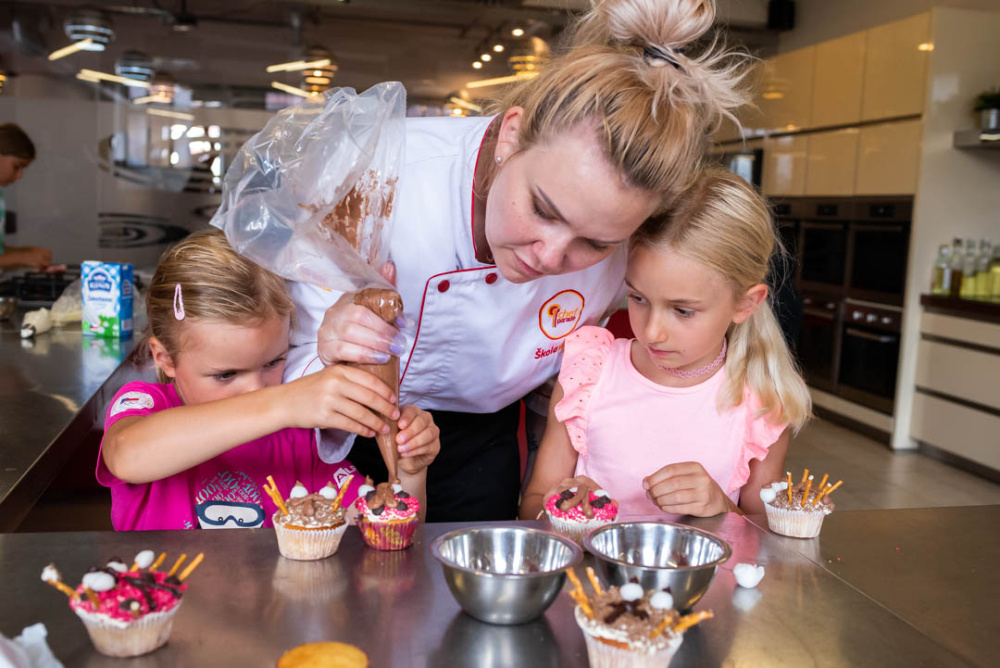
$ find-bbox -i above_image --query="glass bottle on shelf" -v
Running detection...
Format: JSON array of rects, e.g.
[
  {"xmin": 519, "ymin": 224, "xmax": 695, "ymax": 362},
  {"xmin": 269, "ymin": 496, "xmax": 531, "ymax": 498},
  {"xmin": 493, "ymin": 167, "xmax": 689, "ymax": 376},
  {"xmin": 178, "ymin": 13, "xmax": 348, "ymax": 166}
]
[
  {"xmin": 931, "ymin": 244, "xmax": 951, "ymax": 295},
  {"xmin": 948, "ymin": 238, "xmax": 964, "ymax": 298},
  {"xmin": 960, "ymin": 239, "xmax": 978, "ymax": 298},
  {"xmin": 975, "ymin": 239, "xmax": 992, "ymax": 299},
  {"xmin": 990, "ymin": 244, "xmax": 1000, "ymax": 301}
]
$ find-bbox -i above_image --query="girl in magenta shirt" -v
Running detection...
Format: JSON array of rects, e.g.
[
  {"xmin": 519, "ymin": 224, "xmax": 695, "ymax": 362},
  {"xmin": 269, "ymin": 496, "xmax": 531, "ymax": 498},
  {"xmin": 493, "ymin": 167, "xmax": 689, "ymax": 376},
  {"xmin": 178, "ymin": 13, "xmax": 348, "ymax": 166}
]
[
  {"xmin": 521, "ymin": 171, "xmax": 812, "ymax": 519},
  {"xmin": 98, "ymin": 229, "xmax": 439, "ymax": 530}
]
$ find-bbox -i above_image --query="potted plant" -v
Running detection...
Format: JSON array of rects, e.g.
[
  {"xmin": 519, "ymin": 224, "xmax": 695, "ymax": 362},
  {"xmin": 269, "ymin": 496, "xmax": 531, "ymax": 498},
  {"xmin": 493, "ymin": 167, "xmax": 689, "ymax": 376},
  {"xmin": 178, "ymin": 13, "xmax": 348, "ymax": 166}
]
[{"xmin": 974, "ymin": 87, "xmax": 1000, "ymax": 130}]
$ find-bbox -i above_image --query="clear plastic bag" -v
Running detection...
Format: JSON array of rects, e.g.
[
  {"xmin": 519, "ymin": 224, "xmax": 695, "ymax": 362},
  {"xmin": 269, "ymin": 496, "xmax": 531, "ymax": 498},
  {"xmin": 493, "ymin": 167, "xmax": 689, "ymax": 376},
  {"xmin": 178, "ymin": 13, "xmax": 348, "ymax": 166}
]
[
  {"xmin": 50, "ymin": 279, "xmax": 82, "ymax": 326},
  {"xmin": 210, "ymin": 82, "xmax": 406, "ymax": 293}
]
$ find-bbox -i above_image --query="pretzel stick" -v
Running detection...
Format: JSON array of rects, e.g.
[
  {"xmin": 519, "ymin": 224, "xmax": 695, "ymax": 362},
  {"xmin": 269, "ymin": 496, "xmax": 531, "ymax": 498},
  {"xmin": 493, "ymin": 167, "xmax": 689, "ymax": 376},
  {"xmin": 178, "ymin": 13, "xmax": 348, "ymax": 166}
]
[
  {"xmin": 178, "ymin": 553, "xmax": 204, "ymax": 581},
  {"xmin": 786, "ymin": 472, "xmax": 793, "ymax": 504},
  {"xmin": 168, "ymin": 553, "xmax": 187, "ymax": 576},
  {"xmin": 650, "ymin": 616, "xmax": 674, "ymax": 639},
  {"xmin": 816, "ymin": 473, "xmax": 829, "ymax": 495},
  {"xmin": 43, "ymin": 579, "xmax": 79, "ymax": 599},
  {"xmin": 671, "ymin": 610, "xmax": 714, "ymax": 634},
  {"xmin": 565, "ymin": 568, "xmax": 594, "ymax": 619},
  {"xmin": 801, "ymin": 468, "xmax": 810, "ymax": 484},
  {"xmin": 264, "ymin": 484, "xmax": 289, "ymax": 515},
  {"xmin": 148, "ymin": 552, "xmax": 167, "ymax": 572},
  {"xmin": 585, "ymin": 567, "xmax": 603, "ymax": 596},
  {"xmin": 83, "ymin": 586, "xmax": 101, "ymax": 610},
  {"xmin": 811, "ymin": 485, "xmax": 832, "ymax": 506},
  {"xmin": 331, "ymin": 475, "xmax": 354, "ymax": 512},
  {"xmin": 801, "ymin": 476, "xmax": 813, "ymax": 508},
  {"xmin": 818, "ymin": 480, "xmax": 843, "ymax": 501}
]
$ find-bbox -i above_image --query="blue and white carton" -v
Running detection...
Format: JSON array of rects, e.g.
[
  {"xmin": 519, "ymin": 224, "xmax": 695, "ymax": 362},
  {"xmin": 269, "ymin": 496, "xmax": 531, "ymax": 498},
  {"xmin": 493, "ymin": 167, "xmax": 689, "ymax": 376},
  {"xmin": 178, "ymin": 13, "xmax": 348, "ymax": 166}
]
[{"xmin": 82, "ymin": 261, "xmax": 133, "ymax": 339}]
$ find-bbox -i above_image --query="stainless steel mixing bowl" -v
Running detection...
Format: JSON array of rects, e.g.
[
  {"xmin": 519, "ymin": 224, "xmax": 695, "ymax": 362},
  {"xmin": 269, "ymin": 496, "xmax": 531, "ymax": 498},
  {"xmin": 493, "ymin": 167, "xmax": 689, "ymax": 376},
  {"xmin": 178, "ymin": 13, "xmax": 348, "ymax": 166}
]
[
  {"xmin": 583, "ymin": 521, "xmax": 731, "ymax": 610},
  {"xmin": 431, "ymin": 525, "xmax": 583, "ymax": 625}
]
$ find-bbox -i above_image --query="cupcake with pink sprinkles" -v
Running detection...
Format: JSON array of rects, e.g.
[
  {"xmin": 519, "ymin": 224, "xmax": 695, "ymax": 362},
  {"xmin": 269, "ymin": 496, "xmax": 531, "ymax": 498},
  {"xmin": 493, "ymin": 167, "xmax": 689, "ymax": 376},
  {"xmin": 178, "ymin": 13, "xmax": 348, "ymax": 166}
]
[
  {"xmin": 544, "ymin": 482, "xmax": 618, "ymax": 545},
  {"xmin": 41, "ymin": 549, "xmax": 203, "ymax": 657},
  {"xmin": 355, "ymin": 478, "xmax": 421, "ymax": 551}
]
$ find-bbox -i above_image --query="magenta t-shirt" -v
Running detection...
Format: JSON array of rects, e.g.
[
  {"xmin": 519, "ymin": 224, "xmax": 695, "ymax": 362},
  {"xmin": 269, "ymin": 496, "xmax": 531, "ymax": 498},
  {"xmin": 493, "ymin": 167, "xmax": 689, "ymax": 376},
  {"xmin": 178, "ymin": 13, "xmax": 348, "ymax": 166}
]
[{"xmin": 98, "ymin": 381, "xmax": 364, "ymax": 531}]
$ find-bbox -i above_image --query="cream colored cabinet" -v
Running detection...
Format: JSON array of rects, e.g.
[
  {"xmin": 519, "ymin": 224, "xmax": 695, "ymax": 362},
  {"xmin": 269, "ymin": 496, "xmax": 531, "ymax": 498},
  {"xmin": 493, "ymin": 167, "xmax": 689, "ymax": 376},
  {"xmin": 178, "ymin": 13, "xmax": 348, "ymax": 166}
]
[
  {"xmin": 854, "ymin": 119, "xmax": 923, "ymax": 195},
  {"xmin": 805, "ymin": 129, "xmax": 860, "ymax": 196},
  {"xmin": 762, "ymin": 134, "xmax": 808, "ymax": 196},
  {"xmin": 810, "ymin": 32, "xmax": 866, "ymax": 128},
  {"xmin": 759, "ymin": 47, "xmax": 815, "ymax": 132},
  {"xmin": 862, "ymin": 13, "xmax": 931, "ymax": 121}
]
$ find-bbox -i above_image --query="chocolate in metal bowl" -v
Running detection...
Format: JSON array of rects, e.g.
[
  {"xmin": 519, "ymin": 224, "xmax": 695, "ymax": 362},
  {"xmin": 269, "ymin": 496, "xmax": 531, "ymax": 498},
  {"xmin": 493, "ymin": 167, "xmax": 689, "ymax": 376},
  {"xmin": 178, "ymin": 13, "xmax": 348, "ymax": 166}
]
[
  {"xmin": 431, "ymin": 526, "xmax": 583, "ymax": 625},
  {"xmin": 583, "ymin": 521, "xmax": 731, "ymax": 610},
  {"xmin": 0, "ymin": 296, "xmax": 18, "ymax": 321}
]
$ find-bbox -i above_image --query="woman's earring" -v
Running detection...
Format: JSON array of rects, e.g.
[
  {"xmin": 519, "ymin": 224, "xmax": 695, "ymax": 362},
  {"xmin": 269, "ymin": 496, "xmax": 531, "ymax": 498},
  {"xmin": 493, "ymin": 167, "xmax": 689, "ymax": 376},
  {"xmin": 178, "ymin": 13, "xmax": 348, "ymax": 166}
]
[{"xmin": 495, "ymin": 155, "xmax": 503, "ymax": 165}]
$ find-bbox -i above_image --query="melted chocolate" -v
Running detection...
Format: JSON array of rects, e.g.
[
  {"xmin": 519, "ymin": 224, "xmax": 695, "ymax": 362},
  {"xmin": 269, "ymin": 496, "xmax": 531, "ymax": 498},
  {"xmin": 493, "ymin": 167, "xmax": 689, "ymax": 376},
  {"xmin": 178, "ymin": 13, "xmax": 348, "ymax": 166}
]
[
  {"xmin": 397, "ymin": 491, "xmax": 411, "ymax": 499},
  {"xmin": 371, "ymin": 505, "xmax": 384, "ymax": 516},
  {"xmin": 120, "ymin": 576, "xmax": 157, "ymax": 611},
  {"xmin": 603, "ymin": 600, "xmax": 649, "ymax": 625},
  {"xmin": 365, "ymin": 491, "xmax": 376, "ymax": 503},
  {"xmin": 397, "ymin": 501, "xmax": 408, "ymax": 512},
  {"xmin": 591, "ymin": 497, "xmax": 608, "ymax": 509}
]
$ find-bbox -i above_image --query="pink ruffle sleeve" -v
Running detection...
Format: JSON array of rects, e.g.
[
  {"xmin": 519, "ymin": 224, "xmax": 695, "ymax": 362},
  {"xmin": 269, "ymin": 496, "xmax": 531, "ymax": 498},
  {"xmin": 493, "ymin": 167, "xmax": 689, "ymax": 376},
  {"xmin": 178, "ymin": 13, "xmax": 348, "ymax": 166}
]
[
  {"xmin": 553, "ymin": 326, "xmax": 615, "ymax": 460},
  {"xmin": 728, "ymin": 388, "xmax": 788, "ymax": 494}
]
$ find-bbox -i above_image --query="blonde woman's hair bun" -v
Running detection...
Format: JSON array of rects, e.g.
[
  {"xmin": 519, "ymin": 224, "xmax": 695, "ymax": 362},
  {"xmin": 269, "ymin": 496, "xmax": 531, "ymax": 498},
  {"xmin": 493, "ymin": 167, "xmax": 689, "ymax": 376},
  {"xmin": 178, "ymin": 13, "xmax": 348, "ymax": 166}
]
[{"xmin": 587, "ymin": 0, "xmax": 716, "ymax": 52}]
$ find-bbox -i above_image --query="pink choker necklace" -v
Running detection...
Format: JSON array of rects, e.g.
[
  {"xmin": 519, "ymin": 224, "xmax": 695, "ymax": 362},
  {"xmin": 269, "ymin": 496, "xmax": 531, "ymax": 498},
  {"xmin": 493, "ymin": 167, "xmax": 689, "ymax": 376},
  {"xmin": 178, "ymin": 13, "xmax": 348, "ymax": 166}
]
[{"xmin": 661, "ymin": 338, "xmax": 727, "ymax": 378}]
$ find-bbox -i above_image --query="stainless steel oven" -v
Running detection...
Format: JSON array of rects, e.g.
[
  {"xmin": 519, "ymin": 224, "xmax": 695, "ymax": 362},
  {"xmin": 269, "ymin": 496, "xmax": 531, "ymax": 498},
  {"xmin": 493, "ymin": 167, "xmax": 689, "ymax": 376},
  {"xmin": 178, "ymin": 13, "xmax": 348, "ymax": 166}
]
[{"xmin": 838, "ymin": 300, "xmax": 902, "ymax": 414}]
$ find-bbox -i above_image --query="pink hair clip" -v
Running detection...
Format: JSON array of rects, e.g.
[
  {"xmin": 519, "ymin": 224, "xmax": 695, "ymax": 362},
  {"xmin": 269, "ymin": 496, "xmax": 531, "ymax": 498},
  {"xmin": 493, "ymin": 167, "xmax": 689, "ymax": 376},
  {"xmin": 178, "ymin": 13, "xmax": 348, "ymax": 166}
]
[{"xmin": 173, "ymin": 283, "xmax": 185, "ymax": 321}]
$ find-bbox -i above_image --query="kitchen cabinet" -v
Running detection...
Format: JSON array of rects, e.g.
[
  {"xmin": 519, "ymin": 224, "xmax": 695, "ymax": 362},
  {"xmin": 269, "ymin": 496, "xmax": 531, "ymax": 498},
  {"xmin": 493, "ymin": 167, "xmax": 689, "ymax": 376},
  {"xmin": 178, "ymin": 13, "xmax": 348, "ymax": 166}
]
[
  {"xmin": 762, "ymin": 134, "xmax": 808, "ymax": 196},
  {"xmin": 854, "ymin": 119, "xmax": 923, "ymax": 195},
  {"xmin": 861, "ymin": 13, "xmax": 931, "ymax": 121},
  {"xmin": 805, "ymin": 129, "xmax": 860, "ymax": 196},
  {"xmin": 810, "ymin": 32, "xmax": 866, "ymax": 128},
  {"xmin": 759, "ymin": 47, "xmax": 815, "ymax": 132}
]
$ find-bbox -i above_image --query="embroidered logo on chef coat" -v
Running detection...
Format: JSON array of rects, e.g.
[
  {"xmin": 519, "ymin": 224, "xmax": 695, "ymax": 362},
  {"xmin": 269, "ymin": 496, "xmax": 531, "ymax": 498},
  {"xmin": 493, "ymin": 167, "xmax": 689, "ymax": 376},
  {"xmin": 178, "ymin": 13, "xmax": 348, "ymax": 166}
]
[
  {"xmin": 538, "ymin": 290, "xmax": 585, "ymax": 341},
  {"xmin": 110, "ymin": 391, "xmax": 155, "ymax": 417}
]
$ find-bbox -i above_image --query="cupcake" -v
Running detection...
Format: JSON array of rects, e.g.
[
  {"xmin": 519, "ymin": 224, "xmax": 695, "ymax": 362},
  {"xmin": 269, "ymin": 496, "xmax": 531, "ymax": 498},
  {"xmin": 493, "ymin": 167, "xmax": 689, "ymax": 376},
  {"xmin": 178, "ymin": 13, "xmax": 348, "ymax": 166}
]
[
  {"xmin": 277, "ymin": 641, "xmax": 368, "ymax": 668},
  {"xmin": 566, "ymin": 567, "xmax": 712, "ymax": 668},
  {"xmin": 354, "ymin": 478, "xmax": 420, "ymax": 551},
  {"xmin": 761, "ymin": 470, "xmax": 842, "ymax": 539},
  {"xmin": 266, "ymin": 477, "xmax": 352, "ymax": 561},
  {"xmin": 41, "ymin": 549, "xmax": 202, "ymax": 658},
  {"xmin": 543, "ymin": 482, "xmax": 618, "ymax": 544}
]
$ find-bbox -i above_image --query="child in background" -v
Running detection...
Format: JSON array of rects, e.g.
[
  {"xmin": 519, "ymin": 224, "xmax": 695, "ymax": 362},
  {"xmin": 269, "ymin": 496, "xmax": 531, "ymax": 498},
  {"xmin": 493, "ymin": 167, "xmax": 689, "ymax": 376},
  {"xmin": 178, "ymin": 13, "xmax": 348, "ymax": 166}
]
[
  {"xmin": 99, "ymin": 229, "xmax": 440, "ymax": 530},
  {"xmin": 520, "ymin": 170, "xmax": 811, "ymax": 519},
  {"xmin": 0, "ymin": 123, "xmax": 51, "ymax": 271}
]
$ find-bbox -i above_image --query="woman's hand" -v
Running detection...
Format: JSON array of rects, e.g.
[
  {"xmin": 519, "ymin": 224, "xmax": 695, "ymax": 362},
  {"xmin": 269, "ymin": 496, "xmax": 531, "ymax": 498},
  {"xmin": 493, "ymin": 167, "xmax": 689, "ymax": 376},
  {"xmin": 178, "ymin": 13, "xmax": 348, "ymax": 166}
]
[
  {"xmin": 280, "ymin": 365, "xmax": 399, "ymax": 436},
  {"xmin": 396, "ymin": 405, "xmax": 440, "ymax": 475},
  {"xmin": 643, "ymin": 462, "xmax": 734, "ymax": 517},
  {"xmin": 317, "ymin": 292, "xmax": 406, "ymax": 365}
]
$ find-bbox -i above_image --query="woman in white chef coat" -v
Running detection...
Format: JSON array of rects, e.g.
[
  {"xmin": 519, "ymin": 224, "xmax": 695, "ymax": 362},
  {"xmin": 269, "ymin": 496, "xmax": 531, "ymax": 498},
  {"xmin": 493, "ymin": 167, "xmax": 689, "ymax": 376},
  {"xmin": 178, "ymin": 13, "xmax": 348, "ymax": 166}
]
[{"xmin": 285, "ymin": 0, "xmax": 748, "ymax": 521}]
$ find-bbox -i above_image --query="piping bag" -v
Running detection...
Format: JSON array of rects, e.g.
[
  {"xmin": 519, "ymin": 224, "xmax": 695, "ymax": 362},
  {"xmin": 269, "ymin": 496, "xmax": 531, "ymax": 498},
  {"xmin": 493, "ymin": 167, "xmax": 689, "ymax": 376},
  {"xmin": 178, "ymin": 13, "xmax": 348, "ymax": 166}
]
[{"xmin": 210, "ymin": 82, "xmax": 407, "ymax": 475}]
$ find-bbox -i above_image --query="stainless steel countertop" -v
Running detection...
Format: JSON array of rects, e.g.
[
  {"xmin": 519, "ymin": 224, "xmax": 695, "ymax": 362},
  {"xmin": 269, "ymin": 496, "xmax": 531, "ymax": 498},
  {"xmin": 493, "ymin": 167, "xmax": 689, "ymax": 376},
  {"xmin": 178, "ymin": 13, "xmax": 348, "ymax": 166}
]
[
  {"xmin": 0, "ymin": 310, "xmax": 146, "ymax": 530},
  {"xmin": 2, "ymin": 511, "xmax": 991, "ymax": 667}
]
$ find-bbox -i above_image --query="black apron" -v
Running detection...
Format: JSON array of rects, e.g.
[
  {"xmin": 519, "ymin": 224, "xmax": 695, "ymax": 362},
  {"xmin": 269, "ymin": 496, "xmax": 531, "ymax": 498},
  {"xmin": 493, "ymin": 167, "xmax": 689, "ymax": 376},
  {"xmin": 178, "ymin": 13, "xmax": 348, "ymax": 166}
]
[{"xmin": 348, "ymin": 401, "xmax": 521, "ymax": 522}]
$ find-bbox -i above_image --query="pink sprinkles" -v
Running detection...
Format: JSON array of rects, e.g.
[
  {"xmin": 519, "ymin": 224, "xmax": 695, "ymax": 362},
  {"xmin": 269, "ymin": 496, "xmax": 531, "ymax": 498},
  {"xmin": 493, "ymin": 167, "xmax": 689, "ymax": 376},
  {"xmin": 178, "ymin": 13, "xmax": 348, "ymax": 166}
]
[
  {"xmin": 355, "ymin": 491, "xmax": 420, "ymax": 522},
  {"xmin": 545, "ymin": 492, "xmax": 618, "ymax": 522},
  {"xmin": 69, "ymin": 571, "xmax": 186, "ymax": 623}
]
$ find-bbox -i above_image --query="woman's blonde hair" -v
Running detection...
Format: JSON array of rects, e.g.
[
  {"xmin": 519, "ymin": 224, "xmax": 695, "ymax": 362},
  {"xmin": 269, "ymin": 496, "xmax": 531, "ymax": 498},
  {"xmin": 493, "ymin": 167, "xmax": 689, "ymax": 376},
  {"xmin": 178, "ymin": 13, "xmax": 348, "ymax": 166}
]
[
  {"xmin": 632, "ymin": 170, "xmax": 812, "ymax": 431},
  {"xmin": 138, "ymin": 228, "xmax": 294, "ymax": 380},
  {"xmin": 492, "ymin": 0, "xmax": 749, "ymax": 206}
]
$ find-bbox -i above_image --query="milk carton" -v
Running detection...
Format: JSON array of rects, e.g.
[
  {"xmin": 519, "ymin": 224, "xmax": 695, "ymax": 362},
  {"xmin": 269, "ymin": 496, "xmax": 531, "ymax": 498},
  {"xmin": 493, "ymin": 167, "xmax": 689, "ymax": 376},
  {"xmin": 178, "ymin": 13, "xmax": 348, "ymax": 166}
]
[{"xmin": 81, "ymin": 261, "xmax": 133, "ymax": 338}]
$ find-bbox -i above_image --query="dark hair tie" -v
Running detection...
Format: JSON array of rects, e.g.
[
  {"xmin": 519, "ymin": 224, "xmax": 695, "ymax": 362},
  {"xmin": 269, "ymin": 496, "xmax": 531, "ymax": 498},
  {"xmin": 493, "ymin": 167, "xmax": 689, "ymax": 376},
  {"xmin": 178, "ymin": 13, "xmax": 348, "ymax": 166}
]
[{"xmin": 643, "ymin": 44, "xmax": 685, "ymax": 71}]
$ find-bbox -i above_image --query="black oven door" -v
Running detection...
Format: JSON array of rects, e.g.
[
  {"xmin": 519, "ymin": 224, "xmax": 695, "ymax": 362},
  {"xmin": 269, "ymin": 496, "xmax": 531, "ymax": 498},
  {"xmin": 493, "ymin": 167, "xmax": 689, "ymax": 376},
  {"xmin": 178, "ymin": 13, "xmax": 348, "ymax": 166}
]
[
  {"xmin": 800, "ymin": 222, "xmax": 848, "ymax": 289},
  {"xmin": 797, "ymin": 294, "xmax": 840, "ymax": 392},
  {"xmin": 838, "ymin": 324, "xmax": 900, "ymax": 414},
  {"xmin": 848, "ymin": 223, "xmax": 910, "ymax": 306}
]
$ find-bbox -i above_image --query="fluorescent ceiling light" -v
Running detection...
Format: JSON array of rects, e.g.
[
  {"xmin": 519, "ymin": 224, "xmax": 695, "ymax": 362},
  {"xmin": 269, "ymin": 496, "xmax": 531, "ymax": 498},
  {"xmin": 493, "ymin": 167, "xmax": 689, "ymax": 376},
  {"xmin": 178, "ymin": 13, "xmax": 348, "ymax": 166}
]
[
  {"xmin": 266, "ymin": 58, "xmax": 332, "ymax": 73},
  {"xmin": 133, "ymin": 93, "xmax": 173, "ymax": 105},
  {"xmin": 449, "ymin": 96, "xmax": 482, "ymax": 113},
  {"xmin": 271, "ymin": 81, "xmax": 312, "ymax": 98},
  {"xmin": 512, "ymin": 28, "xmax": 524, "ymax": 37},
  {"xmin": 465, "ymin": 72, "xmax": 538, "ymax": 89},
  {"xmin": 77, "ymin": 69, "xmax": 151, "ymax": 88},
  {"xmin": 48, "ymin": 39, "xmax": 94, "ymax": 61},
  {"xmin": 147, "ymin": 108, "xmax": 194, "ymax": 121}
]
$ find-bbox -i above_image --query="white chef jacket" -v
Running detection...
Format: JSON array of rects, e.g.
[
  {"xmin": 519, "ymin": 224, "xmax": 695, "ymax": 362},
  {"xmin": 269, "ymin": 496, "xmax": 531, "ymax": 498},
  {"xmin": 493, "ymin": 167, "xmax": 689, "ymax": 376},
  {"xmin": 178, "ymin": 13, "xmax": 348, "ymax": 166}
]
[{"xmin": 286, "ymin": 115, "xmax": 626, "ymax": 422}]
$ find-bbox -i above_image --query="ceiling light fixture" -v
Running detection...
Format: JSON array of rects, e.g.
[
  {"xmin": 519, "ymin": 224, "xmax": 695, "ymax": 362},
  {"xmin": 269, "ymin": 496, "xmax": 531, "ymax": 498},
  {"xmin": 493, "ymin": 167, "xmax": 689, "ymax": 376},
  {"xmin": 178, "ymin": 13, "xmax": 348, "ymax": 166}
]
[
  {"xmin": 133, "ymin": 93, "xmax": 172, "ymax": 105},
  {"xmin": 300, "ymin": 47, "xmax": 338, "ymax": 94},
  {"xmin": 472, "ymin": 61, "xmax": 483, "ymax": 70},
  {"xmin": 115, "ymin": 51, "xmax": 155, "ymax": 83},
  {"xmin": 0, "ymin": 71, "xmax": 7, "ymax": 94},
  {"xmin": 77, "ymin": 69, "xmax": 150, "ymax": 88},
  {"xmin": 465, "ymin": 72, "xmax": 539, "ymax": 89},
  {"xmin": 449, "ymin": 96, "xmax": 482, "ymax": 113},
  {"xmin": 147, "ymin": 108, "xmax": 194, "ymax": 121},
  {"xmin": 48, "ymin": 38, "xmax": 94, "ymax": 61},
  {"xmin": 64, "ymin": 8, "xmax": 114, "ymax": 51},
  {"xmin": 480, "ymin": 53, "xmax": 492, "ymax": 62},
  {"xmin": 266, "ymin": 58, "xmax": 332, "ymax": 74},
  {"xmin": 493, "ymin": 44, "xmax": 504, "ymax": 53},
  {"xmin": 917, "ymin": 42, "xmax": 934, "ymax": 51},
  {"xmin": 511, "ymin": 27, "xmax": 524, "ymax": 37},
  {"xmin": 271, "ymin": 81, "xmax": 312, "ymax": 98}
]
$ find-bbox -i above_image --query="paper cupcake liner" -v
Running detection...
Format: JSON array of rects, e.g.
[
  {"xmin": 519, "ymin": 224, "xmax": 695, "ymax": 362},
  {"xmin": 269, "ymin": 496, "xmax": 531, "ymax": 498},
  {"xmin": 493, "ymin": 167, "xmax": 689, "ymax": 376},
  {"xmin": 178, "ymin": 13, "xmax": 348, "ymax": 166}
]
[
  {"xmin": 75, "ymin": 602, "xmax": 181, "ymax": 658},
  {"xmin": 274, "ymin": 515, "xmax": 349, "ymax": 561},
  {"xmin": 574, "ymin": 607, "xmax": 681, "ymax": 668},
  {"xmin": 764, "ymin": 504, "xmax": 827, "ymax": 538},
  {"xmin": 547, "ymin": 513, "xmax": 614, "ymax": 546},
  {"xmin": 357, "ymin": 514, "xmax": 419, "ymax": 551}
]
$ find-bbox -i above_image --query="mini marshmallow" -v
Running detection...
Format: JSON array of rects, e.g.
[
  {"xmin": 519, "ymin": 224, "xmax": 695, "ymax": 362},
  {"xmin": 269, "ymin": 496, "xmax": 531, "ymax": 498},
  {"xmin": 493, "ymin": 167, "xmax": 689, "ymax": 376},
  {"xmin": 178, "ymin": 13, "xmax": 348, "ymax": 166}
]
[
  {"xmin": 392, "ymin": 484, "xmax": 403, "ymax": 494},
  {"xmin": 771, "ymin": 481, "xmax": 788, "ymax": 491},
  {"xmin": 133, "ymin": 550, "xmax": 155, "ymax": 570},
  {"xmin": 649, "ymin": 591, "xmax": 674, "ymax": 610},
  {"xmin": 106, "ymin": 560, "xmax": 127, "ymax": 573},
  {"xmin": 619, "ymin": 583, "xmax": 644, "ymax": 602},
  {"xmin": 289, "ymin": 483, "xmax": 308, "ymax": 499},
  {"xmin": 759, "ymin": 487, "xmax": 777, "ymax": 503},
  {"xmin": 594, "ymin": 489, "xmax": 610, "ymax": 498},
  {"xmin": 82, "ymin": 572, "xmax": 116, "ymax": 593},
  {"xmin": 569, "ymin": 487, "xmax": 578, "ymax": 494},
  {"xmin": 41, "ymin": 565, "xmax": 60, "ymax": 583},
  {"xmin": 358, "ymin": 484, "xmax": 375, "ymax": 497},
  {"xmin": 319, "ymin": 484, "xmax": 338, "ymax": 500},
  {"xmin": 733, "ymin": 563, "xmax": 766, "ymax": 589}
]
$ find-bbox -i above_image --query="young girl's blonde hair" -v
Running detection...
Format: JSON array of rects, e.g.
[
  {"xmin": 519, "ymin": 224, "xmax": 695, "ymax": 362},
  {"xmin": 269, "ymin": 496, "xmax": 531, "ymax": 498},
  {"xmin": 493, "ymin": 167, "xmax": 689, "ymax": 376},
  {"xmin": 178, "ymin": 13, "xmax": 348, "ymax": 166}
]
[
  {"xmin": 138, "ymin": 228, "xmax": 294, "ymax": 379},
  {"xmin": 632, "ymin": 170, "xmax": 812, "ymax": 431},
  {"xmin": 491, "ymin": 0, "xmax": 749, "ymax": 206}
]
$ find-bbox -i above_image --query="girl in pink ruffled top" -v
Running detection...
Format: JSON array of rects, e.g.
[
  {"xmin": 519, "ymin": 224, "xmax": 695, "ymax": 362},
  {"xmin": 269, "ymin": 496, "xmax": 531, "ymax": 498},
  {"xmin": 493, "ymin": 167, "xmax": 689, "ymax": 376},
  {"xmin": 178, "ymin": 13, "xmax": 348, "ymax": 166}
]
[{"xmin": 521, "ymin": 171, "xmax": 812, "ymax": 519}]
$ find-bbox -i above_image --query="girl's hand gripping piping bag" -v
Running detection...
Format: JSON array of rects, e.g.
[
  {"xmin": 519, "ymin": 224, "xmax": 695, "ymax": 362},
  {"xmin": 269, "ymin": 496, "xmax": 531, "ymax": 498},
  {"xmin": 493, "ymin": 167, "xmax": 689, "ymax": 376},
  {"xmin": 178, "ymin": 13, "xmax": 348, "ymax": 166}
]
[{"xmin": 211, "ymin": 82, "xmax": 406, "ymax": 483}]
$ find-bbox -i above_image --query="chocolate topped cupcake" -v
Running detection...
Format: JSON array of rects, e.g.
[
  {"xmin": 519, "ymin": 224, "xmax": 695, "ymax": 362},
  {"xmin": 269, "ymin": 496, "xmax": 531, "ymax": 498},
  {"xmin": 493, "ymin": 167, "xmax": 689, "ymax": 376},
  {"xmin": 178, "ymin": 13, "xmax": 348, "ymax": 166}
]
[
  {"xmin": 761, "ymin": 470, "xmax": 841, "ymax": 539},
  {"xmin": 267, "ymin": 477, "xmax": 353, "ymax": 560}
]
